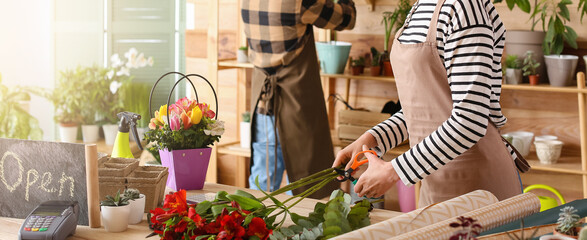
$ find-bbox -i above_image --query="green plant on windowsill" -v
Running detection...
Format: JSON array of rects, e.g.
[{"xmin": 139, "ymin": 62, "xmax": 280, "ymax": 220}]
[
  {"xmin": 494, "ymin": 0, "xmax": 587, "ymax": 55},
  {"xmin": 522, "ymin": 51, "xmax": 541, "ymax": 76},
  {"xmin": 0, "ymin": 73, "xmax": 43, "ymax": 140},
  {"xmin": 351, "ymin": 57, "xmax": 365, "ymax": 67}
]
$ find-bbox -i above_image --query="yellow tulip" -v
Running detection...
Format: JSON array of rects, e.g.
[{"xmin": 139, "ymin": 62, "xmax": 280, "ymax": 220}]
[
  {"xmin": 157, "ymin": 104, "xmax": 168, "ymax": 124},
  {"xmin": 190, "ymin": 106, "xmax": 202, "ymax": 124}
]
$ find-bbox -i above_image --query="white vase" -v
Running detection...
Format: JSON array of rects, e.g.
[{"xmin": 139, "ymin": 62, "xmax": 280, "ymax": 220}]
[
  {"xmin": 102, "ymin": 124, "xmax": 118, "ymax": 146},
  {"xmin": 240, "ymin": 122, "xmax": 251, "ymax": 148},
  {"xmin": 505, "ymin": 68, "xmax": 523, "ymax": 84},
  {"xmin": 237, "ymin": 49, "xmax": 248, "ymax": 63},
  {"xmin": 128, "ymin": 194, "xmax": 146, "ymax": 224},
  {"xmin": 59, "ymin": 123, "xmax": 78, "ymax": 143},
  {"xmin": 101, "ymin": 204, "xmax": 130, "ymax": 232},
  {"xmin": 544, "ymin": 55, "xmax": 579, "ymax": 87},
  {"xmin": 82, "ymin": 125, "xmax": 100, "ymax": 143}
]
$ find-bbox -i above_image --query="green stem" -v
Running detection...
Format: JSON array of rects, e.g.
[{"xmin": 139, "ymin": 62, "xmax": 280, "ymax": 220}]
[{"xmin": 260, "ymin": 168, "xmax": 339, "ymax": 200}]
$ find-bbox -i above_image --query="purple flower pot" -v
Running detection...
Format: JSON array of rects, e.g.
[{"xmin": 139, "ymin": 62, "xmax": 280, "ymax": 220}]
[{"xmin": 159, "ymin": 148, "xmax": 211, "ymax": 190}]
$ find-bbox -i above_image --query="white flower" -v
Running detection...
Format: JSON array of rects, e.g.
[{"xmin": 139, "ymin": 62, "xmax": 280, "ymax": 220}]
[
  {"xmin": 204, "ymin": 120, "xmax": 225, "ymax": 136},
  {"xmin": 147, "ymin": 57, "xmax": 154, "ymax": 66},
  {"xmin": 116, "ymin": 67, "xmax": 130, "ymax": 76},
  {"xmin": 137, "ymin": 53, "xmax": 147, "ymax": 68},
  {"xmin": 106, "ymin": 70, "xmax": 115, "ymax": 80},
  {"xmin": 109, "ymin": 81, "xmax": 123, "ymax": 94},
  {"xmin": 124, "ymin": 48, "xmax": 138, "ymax": 63},
  {"xmin": 110, "ymin": 54, "xmax": 123, "ymax": 68}
]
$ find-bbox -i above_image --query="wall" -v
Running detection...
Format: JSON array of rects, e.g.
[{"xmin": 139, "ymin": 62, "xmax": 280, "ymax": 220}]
[{"xmin": 0, "ymin": 0, "xmax": 55, "ymax": 140}]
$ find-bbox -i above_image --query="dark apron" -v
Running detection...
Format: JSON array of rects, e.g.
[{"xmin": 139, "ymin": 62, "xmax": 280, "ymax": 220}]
[{"xmin": 250, "ymin": 31, "xmax": 337, "ymax": 198}]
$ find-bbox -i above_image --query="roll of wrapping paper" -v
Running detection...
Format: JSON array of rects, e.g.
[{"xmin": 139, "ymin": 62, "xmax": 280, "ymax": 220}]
[
  {"xmin": 333, "ymin": 190, "xmax": 499, "ymax": 240},
  {"xmin": 391, "ymin": 192, "xmax": 540, "ymax": 240}
]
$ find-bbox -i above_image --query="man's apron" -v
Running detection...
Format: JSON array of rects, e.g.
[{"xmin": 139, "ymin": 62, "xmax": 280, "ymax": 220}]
[
  {"xmin": 390, "ymin": 0, "xmax": 522, "ymax": 206},
  {"xmin": 250, "ymin": 31, "xmax": 337, "ymax": 198}
]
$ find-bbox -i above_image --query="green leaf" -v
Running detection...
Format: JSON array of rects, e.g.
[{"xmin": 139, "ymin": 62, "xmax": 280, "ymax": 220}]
[
  {"xmin": 281, "ymin": 227, "xmax": 296, "ymax": 237},
  {"xmin": 226, "ymin": 194, "xmax": 263, "ymax": 210},
  {"xmin": 235, "ymin": 189, "xmax": 258, "ymax": 200},
  {"xmin": 291, "ymin": 212, "xmax": 307, "ymax": 225},
  {"xmin": 215, "ymin": 191, "xmax": 229, "ymax": 201},
  {"xmin": 323, "ymin": 226, "xmax": 342, "ymax": 238},
  {"xmin": 195, "ymin": 200, "xmax": 212, "ymax": 215},
  {"xmin": 301, "ymin": 228, "xmax": 317, "ymax": 240},
  {"xmin": 563, "ymin": 26, "xmax": 578, "ymax": 49},
  {"xmin": 211, "ymin": 204, "xmax": 228, "ymax": 216},
  {"xmin": 558, "ymin": 3, "xmax": 571, "ymax": 21},
  {"xmin": 297, "ymin": 219, "xmax": 316, "ymax": 229},
  {"xmin": 554, "ymin": 17, "xmax": 565, "ymax": 34},
  {"xmin": 506, "ymin": 0, "xmax": 516, "ymax": 10},
  {"xmin": 289, "ymin": 225, "xmax": 304, "ymax": 234},
  {"xmin": 579, "ymin": 0, "xmax": 587, "ymax": 22},
  {"xmin": 244, "ymin": 214, "xmax": 254, "ymax": 225},
  {"xmin": 515, "ymin": 0, "xmax": 531, "ymax": 13},
  {"xmin": 552, "ymin": 35, "xmax": 564, "ymax": 55}
]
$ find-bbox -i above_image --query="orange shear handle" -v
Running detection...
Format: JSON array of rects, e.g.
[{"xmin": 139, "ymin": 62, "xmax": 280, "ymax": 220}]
[{"xmin": 350, "ymin": 150, "xmax": 377, "ymax": 171}]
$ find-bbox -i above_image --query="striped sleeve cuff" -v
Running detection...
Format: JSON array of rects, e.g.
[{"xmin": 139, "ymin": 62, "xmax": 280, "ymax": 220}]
[
  {"xmin": 367, "ymin": 129, "xmax": 387, "ymax": 157},
  {"xmin": 391, "ymin": 158, "xmax": 415, "ymax": 186}
]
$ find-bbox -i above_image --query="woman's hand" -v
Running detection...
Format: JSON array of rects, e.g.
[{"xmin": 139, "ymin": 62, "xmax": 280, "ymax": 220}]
[
  {"xmin": 354, "ymin": 145, "xmax": 400, "ymax": 198},
  {"xmin": 332, "ymin": 132, "xmax": 378, "ymax": 180}
]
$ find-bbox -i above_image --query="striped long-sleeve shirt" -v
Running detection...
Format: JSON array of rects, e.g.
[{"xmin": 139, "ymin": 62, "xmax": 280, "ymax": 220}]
[
  {"xmin": 368, "ymin": 0, "xmax": 516, "ymax": 186},
  {"xmin": 241, "ymin": 0, "xmax": 356, "ymax": 70}
]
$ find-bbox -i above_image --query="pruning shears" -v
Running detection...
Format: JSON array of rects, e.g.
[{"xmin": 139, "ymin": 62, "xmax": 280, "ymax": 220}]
[{"xmin": 335, "ymin": 150, "xmax": 377, "ymax": 184}]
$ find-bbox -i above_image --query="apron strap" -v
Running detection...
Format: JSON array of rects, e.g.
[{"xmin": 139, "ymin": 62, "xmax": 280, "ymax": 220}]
[{"xmin": 426, "ymin": 0, "xmax": 448, "ymax": 43}]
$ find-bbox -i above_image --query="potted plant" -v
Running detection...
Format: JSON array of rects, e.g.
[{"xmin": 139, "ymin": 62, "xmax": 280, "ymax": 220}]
[
  {"xmin": 144, "ymin": 92, "xmax": 224, "ymax": 190},
  {"xmin": 237, "ymin": 46, "xmax": 248, "ymax": 63},
  {"xmin": 553, "ymin": 206, "xmax": 582, "ymax": 239},
  {"xmin": 351, "ymin": 57, "xmax": 365, "ymax": 75},
  {"xmin": 505, "ymin": 55, "xmax": 523, "ymax": 84},
  {"xmin": 495, "ymin": 0, "xmax": 587, "ymax": 85},
  {"xmin": 99, "ymin": 48, "xmax": 153, "ymax": 145},
  {"xmin": 0, "ymin": 74, "xmax": 43, "ymax": 140},
  {"xmin": 316, "ymin": 41, "xmax": 352, "ymax": 74},
  {"xmin": 123, "ymin": 188, "xmax": 145, "ymax": 225},
  {"xmin": 100, "ymin": 190, "xmax": 131, "ymax": 232},
  {"xmin": 240, "ymin": 111, "xmax": 251, "ymax": 149},
  {"xmin": 523, "ymin": 51, "xmax": 541, "ymax": 85},
  {"xmin": 370, "ymin": 47, "xmax": 382, "ymax": 76},
  {"xmin": 77, "ymin": 66, "xmax": 107, "ymax": 143}
]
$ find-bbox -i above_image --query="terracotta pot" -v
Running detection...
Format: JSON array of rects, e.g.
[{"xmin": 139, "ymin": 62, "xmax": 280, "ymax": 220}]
[
  {"xmin": 529, "ymin": 74, "xmax": 540, "ymax": 85},
  {"xmin": 383, "ymin": 61, "xmax": 393, "ymax": 77},
  {"xmin": 370, "ymin": 66, "xmax": 381, "ymax": 76},
  {"xmin": 351, "ymin": 66, "xmax": 363, "ymax": 75},
  {"xmin": 552, "ymin": 227, "xmax": 582, "ymax": 239}
]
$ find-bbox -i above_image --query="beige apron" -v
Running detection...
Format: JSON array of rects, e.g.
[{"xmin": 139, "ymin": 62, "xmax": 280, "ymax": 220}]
[
  {"xmin": 390, "ymin": 0, "xmax": 522, "ymax": 206},
  {"xmin": 250, "ymin": 32, "xmax": 337, "ymax": 199}
]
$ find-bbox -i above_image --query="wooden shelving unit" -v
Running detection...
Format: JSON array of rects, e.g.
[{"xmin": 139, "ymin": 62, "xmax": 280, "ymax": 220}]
[{"xmin": 209, "ymin": 1, "xmax": 587, "ymax": 198}]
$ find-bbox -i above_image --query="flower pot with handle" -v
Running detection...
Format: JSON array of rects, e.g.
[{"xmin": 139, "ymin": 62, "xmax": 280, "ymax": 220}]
[
  {"xmin": 59, "ymin": 122, "xmax": 78, "ymax": 143},
  {"xmin": 81, "ymin": 124, "xmax": 100, "ymax": 143},
  {"xmin": 523, "ymin": 184, "xmax": 565, "ymax": 212},
  {"xmin": 147, "ymin": 72, "xmax": 222, "ymax": 191},
  {"xmin": 315, "ymin": 41, "xmax": 352, "ymax": 74},
  {"xmin": 160, "ymin": 148, "xmax": 212, "ymax": 190},
  {"xmin": 545, "ymin": 55, "xmax": 579, "ymax": 87},
  {"xmin": 101, "ymin": 204, "xmax": 130, "ymax": 232},
  {"xmin": 128, "ymin": 194, "xmax": 146, "ymax": 225}
]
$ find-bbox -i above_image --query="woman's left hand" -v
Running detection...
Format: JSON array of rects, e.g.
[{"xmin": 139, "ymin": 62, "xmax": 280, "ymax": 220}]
[{"xmin": 354, "ymin": 145, "xmax": 400, "ymax": 198}]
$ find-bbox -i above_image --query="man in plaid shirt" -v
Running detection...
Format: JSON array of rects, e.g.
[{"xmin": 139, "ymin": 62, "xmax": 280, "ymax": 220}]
[{"xmin": 241, "ymin": 0, "xmax": 356, "ymax": 197}]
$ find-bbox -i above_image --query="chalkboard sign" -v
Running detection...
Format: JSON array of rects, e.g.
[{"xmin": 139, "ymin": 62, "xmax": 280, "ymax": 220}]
[{"xmin": 0, "ymin": 138, "xmax": 90, "ymax": 225}]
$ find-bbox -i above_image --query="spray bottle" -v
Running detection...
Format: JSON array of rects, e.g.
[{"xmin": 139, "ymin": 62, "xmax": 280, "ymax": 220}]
[{"xmin": 111, "ymin": 112, "xmax": 143, "ymax": 158}]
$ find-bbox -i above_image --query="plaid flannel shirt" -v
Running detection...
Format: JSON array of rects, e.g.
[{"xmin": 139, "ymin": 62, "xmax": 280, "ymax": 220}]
[{"xmin": 241, "ymin": 0, "xmax": 356, "ymax": 70}]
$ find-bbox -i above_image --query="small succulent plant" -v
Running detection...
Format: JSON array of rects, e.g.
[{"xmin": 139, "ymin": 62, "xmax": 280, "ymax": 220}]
[
  {"xmin": 241, "ymin": 112, "xmax": 251, "ymax": 123},
  {"xmin": 123, "ymin": 188, "xmax": 141, "ymax": 201},
  {"xmin": 100, "ymin": 190, "xmax": 130, "ymax": 207},
  {"xmin": 556, "ymin": 206, "xmax": 581, "ymax": 236}
]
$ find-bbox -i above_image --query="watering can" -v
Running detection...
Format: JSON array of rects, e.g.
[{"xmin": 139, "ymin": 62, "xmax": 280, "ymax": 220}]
[{"xmin": 523, "ymin": 184, "xmax": 566, "ymax": 212}]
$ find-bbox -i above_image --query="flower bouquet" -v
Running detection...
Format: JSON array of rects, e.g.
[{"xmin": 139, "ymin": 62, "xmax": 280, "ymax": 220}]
[
  {"xmin": 149, "ymin": 174, "xmax": 376, "ymax": 240},
  {"xmin": 144, "ymin": 73, "xmax": 224, "ymax": 191}
]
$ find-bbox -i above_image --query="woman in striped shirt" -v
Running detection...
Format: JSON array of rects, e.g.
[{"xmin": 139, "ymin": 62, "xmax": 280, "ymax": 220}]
[{"xmin": 333, "ymin": 0, "xmax": 523, "ymax": 205}]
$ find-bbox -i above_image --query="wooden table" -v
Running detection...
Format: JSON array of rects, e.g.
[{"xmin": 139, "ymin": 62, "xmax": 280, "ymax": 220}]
[{"xmin": 0, "ymin": 183, "xmax": 401, "ymax": 239}]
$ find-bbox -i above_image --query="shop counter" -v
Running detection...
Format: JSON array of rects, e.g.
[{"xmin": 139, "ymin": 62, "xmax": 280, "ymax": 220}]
[{"xmin": 0, "ymin": 183, "xmax": 402, "ymax": 239}]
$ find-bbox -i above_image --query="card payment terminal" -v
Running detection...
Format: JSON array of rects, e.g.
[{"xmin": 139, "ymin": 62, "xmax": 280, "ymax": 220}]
[{"xmin": 18, "ymin": 201, "xmax": 79, "ymax": 240}]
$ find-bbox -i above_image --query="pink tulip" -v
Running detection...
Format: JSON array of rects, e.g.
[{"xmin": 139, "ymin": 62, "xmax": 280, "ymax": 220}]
[{"xmin": 169, "ymin": 114, "xmax": 181, "ymax": 131}]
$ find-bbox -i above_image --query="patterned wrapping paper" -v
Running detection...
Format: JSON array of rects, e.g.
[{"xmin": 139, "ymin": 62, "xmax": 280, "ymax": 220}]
[
  {"xmin": 334, "ymin": 190, "xmax": 499, "ymax": 240},
  {"xmin": 391, "ymin": 192, "xmax": 541, "ymax": 240}
]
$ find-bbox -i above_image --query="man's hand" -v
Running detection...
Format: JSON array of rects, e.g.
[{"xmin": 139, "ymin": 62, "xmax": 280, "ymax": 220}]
[{"xmin": 354, "ymin": 145, "xmax": 400, "ymax": 198}]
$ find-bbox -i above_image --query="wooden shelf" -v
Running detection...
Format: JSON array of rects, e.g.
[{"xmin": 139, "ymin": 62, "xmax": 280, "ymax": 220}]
[
  {"xmin": 320, "ymin": 72, "xmax": 396, "ymax": 83},
  {"xmin": 217, "ymin": 142, "xmax": 250, "ymax": 157},
  {"xmin": 502, "ymin": 83, "xmax": 587, "ymax": 93},
  {"xmin": 218, "ymin": 59, "xmax": 254, "ymax": 69}
]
